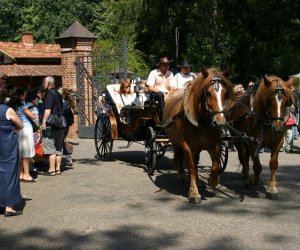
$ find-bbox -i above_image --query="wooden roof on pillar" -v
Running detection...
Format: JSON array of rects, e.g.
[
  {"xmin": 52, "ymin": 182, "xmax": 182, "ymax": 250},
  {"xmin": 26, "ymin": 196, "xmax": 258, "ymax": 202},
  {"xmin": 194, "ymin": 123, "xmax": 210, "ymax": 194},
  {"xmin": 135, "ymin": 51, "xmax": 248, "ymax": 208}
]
[{"xmin": 56, "ymin": 21, "xmax": 97, "ymax": 40}]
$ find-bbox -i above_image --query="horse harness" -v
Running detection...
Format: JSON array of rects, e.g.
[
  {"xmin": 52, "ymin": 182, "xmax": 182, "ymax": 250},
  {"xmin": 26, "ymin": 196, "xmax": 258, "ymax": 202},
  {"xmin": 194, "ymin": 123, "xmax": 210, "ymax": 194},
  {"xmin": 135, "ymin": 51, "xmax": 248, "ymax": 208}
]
[
  {"xmin": 236, "ymin": 79, "xmax": 290, "ymax": 156},
  {"xmin": 163, "ymin": 77, "xmax": 228, "ymax": 130}
]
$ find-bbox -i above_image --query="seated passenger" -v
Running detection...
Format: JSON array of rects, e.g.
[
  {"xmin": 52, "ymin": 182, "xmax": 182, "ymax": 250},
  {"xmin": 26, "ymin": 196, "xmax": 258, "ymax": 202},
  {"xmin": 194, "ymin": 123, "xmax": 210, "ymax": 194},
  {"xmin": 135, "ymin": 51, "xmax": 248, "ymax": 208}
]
[
  {"xmin": 117, "ymin": 80, "xmax": 135, "ymax": 111},
  {"xmin": 170, "ymin": 60, "xmax": 196, "ymax": 90},
  {"xmin": 146, "ymin": 57, "xmax": 174, "ymax": 120}
]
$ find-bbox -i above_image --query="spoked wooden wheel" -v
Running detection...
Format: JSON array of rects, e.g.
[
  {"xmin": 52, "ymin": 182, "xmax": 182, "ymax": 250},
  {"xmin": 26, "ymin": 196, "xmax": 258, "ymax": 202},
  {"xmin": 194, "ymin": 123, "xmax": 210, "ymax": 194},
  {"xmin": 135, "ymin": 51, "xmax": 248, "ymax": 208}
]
[
  {"xmin": 94, "ymin": 113, "xmax": 113, "ymax": 160},
  {"xmin": 220, "ymin": 142, "xmax": 229, "ymax": 172},
  {"xmin": 145, "ymin": 127, "xmax": 157, "ymax": 175}
]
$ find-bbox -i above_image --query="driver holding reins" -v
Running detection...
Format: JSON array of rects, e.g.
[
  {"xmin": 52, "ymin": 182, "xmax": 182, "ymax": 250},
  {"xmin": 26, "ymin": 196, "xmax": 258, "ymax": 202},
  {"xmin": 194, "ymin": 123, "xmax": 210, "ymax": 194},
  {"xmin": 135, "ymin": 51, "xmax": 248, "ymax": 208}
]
[{"xmin": 146, "ymin": 57, "xmax": 174, "ymax": 120}]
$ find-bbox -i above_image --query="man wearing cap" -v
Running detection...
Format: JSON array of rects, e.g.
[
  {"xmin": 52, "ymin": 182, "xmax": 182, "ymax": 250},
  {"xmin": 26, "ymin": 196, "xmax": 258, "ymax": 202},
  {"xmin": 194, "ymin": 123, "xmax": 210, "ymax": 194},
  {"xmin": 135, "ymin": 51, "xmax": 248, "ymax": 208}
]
[
  {"xmin": 170, "ymin": 60, "xmax": 196, "ymax": 90},
  {"xmin": 146, "ymin": 57, "xmax": 174, "ymax": 119}
]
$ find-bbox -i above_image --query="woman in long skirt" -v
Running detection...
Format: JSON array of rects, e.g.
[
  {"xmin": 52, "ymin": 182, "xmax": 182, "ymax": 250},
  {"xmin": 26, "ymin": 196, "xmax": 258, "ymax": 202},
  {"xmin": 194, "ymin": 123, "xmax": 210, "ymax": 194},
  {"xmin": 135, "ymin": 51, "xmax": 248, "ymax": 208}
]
[{"xmin": 0, "ymin": 89, "xmax": 24, "ymax": 217}]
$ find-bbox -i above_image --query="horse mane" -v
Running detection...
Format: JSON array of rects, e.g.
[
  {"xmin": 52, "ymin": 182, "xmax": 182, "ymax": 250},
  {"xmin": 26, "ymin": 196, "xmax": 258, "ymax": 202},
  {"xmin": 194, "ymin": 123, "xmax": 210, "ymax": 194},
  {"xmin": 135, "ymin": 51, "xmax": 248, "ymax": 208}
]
[
  {"xmin": 183, "ymin": 68, "xmax": 234, "ymax": 126},
  {"xmin": 253, "ymin": 75, "xmax": 293, "ymax": 115}
]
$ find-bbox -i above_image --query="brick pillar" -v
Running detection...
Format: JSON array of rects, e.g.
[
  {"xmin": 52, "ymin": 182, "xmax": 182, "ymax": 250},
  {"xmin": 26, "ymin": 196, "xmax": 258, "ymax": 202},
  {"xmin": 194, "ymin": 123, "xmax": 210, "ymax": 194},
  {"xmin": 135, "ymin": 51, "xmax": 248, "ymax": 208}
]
[{"xmin": 57, "ymin": 35, "xmax": 96, "ymax": 138}]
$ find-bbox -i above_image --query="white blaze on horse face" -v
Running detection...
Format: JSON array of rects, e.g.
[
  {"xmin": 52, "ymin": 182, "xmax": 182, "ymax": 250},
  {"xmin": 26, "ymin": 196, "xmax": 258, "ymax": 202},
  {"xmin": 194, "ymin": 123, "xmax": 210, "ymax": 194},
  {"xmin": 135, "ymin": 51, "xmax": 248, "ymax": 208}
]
[
  {"xmin": 275, "ymin": 93, "xmax": 282, "ymax": 118},
  {"xmin": 215, "ymin": 84, "xmax": 224, "ymax": 117}
]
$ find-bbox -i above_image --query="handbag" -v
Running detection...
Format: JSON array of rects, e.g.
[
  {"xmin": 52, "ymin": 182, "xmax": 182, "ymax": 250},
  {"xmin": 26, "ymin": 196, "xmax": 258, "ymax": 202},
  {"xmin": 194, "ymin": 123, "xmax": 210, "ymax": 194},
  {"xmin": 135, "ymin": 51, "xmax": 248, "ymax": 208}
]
[
  {"xmin": 286, "ymin": 112, "xmax": 296, "ymax": 126},
  {"xmin": 46, "ymin": 89, "xmax": 67, "ymax": 129},
  {"xmin": 47, "ymin": 114, "xmax": 67, "ymax": 129},
  {"xmin": 34, "ymin": 142, "xmax": 44, "ymax": 157}
]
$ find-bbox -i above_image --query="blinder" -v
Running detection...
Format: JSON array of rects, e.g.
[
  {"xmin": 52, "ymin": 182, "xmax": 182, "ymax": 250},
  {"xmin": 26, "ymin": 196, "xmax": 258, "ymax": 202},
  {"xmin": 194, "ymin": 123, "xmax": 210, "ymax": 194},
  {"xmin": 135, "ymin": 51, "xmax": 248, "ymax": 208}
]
[
  {"xmin": 265, "ymin": 80, "xmax": 290, "ymax": 123},
  {"xmin": 203, "ymin": 77, "xmax": 227, "ymax": 118}
]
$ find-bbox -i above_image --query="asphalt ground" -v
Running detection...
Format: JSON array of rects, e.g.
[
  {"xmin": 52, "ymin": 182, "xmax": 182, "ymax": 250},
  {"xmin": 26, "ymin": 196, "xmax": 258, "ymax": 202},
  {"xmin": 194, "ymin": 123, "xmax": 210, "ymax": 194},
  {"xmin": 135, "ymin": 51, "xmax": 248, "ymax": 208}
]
[{"xmin": 1, "ymin": 138, "xmax": 300, "ymax": 250}]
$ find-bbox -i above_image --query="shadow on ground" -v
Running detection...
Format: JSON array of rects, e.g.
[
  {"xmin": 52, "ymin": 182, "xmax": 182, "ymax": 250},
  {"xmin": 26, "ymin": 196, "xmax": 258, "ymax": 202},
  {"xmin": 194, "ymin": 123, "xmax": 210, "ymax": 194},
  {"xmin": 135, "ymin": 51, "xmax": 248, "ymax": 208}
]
[
  {"xmin": 0, "ymin": 225, "xmax": 182, "ymax": 250},
  {"xmin": 0, "ymin": 225, "xmax": 294, "ymax": 250},
  {"xmin": 96, "ymin": 150, "xmax": 175, "ymax": 172},
  {"xmin": 152, "ymin": 162, "xmax": 300, "ymax": 216}
]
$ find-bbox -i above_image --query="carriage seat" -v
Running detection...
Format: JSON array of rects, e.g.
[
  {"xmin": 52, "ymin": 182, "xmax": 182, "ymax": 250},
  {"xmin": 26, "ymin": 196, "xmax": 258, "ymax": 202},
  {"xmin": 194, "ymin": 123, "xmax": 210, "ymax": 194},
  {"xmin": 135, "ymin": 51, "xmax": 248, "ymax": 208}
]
[{"xmin": 106, "ymin": 84, "xmax": 151, "ymax": 114}]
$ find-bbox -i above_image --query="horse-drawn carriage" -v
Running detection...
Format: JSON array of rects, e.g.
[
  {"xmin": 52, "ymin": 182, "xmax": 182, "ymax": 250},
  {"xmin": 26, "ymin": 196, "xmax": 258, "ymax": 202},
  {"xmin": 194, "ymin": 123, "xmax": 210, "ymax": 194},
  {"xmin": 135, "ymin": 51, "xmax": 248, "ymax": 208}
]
[
  {"xmin": 94, "ymin": 78, "xmax": 160, "ymax": 160},
  {"xmin": 94, "ymin": 74, "xmax": 230, "ymax": 168},
  {"xmin": 94, "ymin": 69, "xmax": 295, "ymax": 203}
]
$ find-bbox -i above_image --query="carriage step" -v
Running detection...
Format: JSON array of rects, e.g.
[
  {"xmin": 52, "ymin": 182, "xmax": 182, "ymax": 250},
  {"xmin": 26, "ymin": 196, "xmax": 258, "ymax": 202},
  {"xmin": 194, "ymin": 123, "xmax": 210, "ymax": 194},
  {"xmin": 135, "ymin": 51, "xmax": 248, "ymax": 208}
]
[{"xmin": 155, "ymin": 138, "xmax": 171, "ymax": 142}]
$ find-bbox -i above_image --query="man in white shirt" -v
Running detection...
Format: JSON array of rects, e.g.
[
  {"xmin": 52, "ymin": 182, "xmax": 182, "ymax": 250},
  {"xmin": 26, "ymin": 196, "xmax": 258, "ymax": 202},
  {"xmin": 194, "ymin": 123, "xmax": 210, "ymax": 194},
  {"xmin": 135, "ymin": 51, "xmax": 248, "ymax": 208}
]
[
  {"xmin": 170, "ymin": 61, "xmax": 196, "ymax": 90},
  {"xmin": 146, "ymin": 57, "xmax": 174, "ymax": 120}
]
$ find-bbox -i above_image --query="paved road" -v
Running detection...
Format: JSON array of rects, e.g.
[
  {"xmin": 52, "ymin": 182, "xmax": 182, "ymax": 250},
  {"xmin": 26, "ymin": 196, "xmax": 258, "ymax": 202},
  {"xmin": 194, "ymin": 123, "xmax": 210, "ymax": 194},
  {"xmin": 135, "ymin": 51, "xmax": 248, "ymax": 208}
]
[{"xmin": 1, "ymin": 138, "xmax": 300, "ymax": 249}]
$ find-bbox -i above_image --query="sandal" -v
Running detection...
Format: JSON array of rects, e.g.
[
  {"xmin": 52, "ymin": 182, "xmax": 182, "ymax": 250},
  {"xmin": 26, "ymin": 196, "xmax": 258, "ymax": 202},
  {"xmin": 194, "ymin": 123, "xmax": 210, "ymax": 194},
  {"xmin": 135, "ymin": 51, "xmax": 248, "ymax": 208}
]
[
  {"xmin": 43, "ymin": 171, "xmax": 56, "ymax": 176},
  {"xmin": 21, "ymin": 178, "xmax": 37, "ymax": 183},
  {"xmin": 56, "ymin": 170, "xmax": 62, "ymax": 175}
]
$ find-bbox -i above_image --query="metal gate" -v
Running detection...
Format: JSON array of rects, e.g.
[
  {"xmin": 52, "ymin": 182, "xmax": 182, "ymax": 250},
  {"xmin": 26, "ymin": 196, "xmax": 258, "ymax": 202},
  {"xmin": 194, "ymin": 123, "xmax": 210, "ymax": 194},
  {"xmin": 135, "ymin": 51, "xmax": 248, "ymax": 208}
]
[{"xmin": 76, "ymin": 40, "xmax": 128, "ymax": 138}]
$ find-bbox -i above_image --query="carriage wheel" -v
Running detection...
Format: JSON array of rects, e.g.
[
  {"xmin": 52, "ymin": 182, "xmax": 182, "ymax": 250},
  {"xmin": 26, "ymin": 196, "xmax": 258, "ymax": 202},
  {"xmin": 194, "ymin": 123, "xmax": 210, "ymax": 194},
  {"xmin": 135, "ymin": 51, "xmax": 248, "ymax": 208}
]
[
  {"xmin": 94, "ymin": 113, "xmax": 113, "ymax": 160},
  {"xmin": 145, "ymin": 127, "xmax": 157, "ymax": 175},
  {"xmin": 220, "ymin": 142, "xmax": 229, "ymax": 172}
]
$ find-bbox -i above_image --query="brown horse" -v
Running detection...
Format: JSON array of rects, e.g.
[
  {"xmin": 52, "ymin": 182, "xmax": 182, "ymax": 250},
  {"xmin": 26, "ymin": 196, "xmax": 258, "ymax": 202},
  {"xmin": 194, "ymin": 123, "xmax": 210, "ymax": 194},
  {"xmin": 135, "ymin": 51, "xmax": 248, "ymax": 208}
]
[
  {"xmin": 163, "ymin": 68, "xmax": 233, "ymax": 203},
  {"xmin": 61, "ymin": 88, "xmax": 78, "ymax": 114},
  {"xmin": 226, "ymin": 75, "xmax": 294, "ymax": 199}
]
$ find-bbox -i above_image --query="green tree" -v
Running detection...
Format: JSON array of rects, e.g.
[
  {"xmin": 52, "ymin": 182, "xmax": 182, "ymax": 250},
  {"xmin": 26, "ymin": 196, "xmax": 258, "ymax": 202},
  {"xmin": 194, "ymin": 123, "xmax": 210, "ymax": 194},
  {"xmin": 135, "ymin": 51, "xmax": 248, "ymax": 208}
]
[{"xmin": 92, "ymin": 0, "xmax": 150, "ymax": 76}]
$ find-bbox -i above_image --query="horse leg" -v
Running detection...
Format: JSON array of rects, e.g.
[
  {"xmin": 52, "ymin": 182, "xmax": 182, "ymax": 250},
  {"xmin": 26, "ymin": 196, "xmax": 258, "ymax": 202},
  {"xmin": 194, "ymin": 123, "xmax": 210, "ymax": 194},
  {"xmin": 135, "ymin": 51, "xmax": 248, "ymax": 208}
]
[
  {"xmin": 207, "ymin": 146, "xmax": 222, "ymax": 188},
  {"xmin": 173, "ymin": 146, "xmax": 185, "ymax": 181},
  {"xmin": 266, "ymin": 142, "xmax": 282, "ymax": 200},
  {"xmin": 235, "ymin": 142, "xmax": 250, "ymax": 187},
  {"xmin": 182, "ymin": 142, "xmax": 201, "ymax": 204},
  {"xmin": 249, "ymin": 148, "xmax": 262, "ymax": 186},
  {"xmin": 193, "ymin": 152, "xmax": 201, "ymax": 186}
]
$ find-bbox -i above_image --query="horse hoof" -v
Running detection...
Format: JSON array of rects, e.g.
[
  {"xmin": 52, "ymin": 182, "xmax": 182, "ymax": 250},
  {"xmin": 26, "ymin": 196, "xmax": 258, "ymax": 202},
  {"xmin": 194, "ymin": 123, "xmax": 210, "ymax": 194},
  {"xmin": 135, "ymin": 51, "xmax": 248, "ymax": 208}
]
[
  {"xmin": 189, "ymin": 196, "xmax": 201, "ymax": 204},
  {"xmin": 249, "ymin": 174, "xmax": 259, "ymax": 186},
  {"xmin": 266, "ymin": 191, "xmax": 279, "ymax": 200},
  {"xmin": 208, "ymin": 175, "xmax": 219, "ymax": 188}
]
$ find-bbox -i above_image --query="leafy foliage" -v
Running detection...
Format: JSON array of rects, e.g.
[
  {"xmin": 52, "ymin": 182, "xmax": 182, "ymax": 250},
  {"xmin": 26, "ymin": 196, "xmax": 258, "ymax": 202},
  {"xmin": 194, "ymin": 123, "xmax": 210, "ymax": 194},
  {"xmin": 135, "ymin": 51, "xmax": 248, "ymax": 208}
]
[{"xmin": 0, "ymin": 0, "xmax": 300, "ymax": 81}]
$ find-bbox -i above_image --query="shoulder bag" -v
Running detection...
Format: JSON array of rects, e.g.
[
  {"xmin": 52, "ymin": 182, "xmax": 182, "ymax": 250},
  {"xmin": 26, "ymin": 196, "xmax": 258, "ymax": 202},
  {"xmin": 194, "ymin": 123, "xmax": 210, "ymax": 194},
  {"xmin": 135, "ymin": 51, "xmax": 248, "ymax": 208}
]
[{"xmin": 46, "ymin": 90, "xmax": 67, "ymax": 129}]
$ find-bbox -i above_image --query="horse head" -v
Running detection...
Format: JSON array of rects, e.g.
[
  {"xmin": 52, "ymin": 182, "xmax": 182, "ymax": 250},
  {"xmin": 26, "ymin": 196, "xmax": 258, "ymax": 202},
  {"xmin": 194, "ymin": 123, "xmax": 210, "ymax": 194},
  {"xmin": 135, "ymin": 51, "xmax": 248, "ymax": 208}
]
[
  {"xmin": 254, "ymin": 75, "xmax": 294, "ymax": 133},
  {"xmin": 184, "ymin": 68, "xmax": 233, "ymax": 127},
  {"xmin": 62, "ymin": 88, "xmax": 78, "ymax": 114}
]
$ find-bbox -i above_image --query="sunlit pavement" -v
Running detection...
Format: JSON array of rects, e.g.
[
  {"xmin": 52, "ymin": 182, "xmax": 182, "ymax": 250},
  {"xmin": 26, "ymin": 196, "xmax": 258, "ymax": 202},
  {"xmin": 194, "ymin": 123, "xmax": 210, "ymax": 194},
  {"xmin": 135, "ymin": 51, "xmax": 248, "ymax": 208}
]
[{"xmin": 1, "ymin": 138, "xmax": 300, "ymax": 249}]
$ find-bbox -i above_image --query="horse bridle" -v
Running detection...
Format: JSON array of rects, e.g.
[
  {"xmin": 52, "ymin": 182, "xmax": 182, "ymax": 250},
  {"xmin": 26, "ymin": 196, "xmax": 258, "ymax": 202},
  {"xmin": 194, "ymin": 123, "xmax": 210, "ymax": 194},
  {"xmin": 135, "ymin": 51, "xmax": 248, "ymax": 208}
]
[
  {"xmin": 264, "ymin": 80, "xmax": 289, "ymax": 125},
  {"xmin": 203, "ymin": 77, "xmax": 227, "ymax": 117}
]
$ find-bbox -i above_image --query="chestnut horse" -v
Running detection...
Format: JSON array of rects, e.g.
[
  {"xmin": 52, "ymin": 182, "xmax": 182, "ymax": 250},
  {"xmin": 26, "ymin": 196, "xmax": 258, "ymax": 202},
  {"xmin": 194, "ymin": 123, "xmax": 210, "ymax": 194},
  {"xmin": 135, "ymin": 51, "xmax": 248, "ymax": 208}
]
[
  {"xmin": 163, "ymin": 68, "xmax": 233, "ymax": 203},
  {"xmin": 226, "ymin": 75, "xmax": 294, "ymax": 199},
  {"xmin": 61, "ymin": 88, "xmax": 78, "ymax": 114}
]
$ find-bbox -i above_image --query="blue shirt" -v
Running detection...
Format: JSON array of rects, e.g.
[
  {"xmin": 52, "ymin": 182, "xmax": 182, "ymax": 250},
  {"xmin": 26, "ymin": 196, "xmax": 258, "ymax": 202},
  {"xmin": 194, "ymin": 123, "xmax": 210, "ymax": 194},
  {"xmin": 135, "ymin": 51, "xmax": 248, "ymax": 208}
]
[{"xmin": 16, "ymin": 102, "xmax": 31, "ymax": 128}]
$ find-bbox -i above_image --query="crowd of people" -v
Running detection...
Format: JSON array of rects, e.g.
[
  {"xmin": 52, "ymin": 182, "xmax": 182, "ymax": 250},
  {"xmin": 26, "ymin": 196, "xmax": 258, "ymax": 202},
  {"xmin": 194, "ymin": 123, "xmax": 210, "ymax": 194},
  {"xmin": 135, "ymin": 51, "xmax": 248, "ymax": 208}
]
[{"xmin": 0, "ymin": 76, "xmax": 74, "ymax": 217}]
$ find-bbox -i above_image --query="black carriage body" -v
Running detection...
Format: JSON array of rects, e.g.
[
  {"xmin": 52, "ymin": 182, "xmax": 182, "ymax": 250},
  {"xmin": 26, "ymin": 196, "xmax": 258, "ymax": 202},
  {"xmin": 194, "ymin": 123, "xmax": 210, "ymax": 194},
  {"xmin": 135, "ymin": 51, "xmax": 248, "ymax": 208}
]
[{"xmin": 103, "ymin": 89, "xmax": 157, "ymax": 141}]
